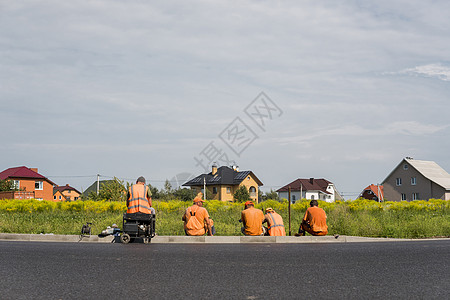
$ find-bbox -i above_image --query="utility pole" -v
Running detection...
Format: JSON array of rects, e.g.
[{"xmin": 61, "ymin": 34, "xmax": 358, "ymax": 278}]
[
  {"xmin": 97, "ymin": 174, "xmax": 100, "ymax": 195},
  {"xmin": 288, "ymin": 186, "xmax": 291, "ymax": 236},
  {"xmin": 203, "ymin": 176, "xmax": 206, "ymax": 200}
]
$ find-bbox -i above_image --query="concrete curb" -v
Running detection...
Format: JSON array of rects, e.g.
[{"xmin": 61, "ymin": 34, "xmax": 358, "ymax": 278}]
[{"xmin": 0, "ymin": 233, "xmax": 447, "ymax": 243}]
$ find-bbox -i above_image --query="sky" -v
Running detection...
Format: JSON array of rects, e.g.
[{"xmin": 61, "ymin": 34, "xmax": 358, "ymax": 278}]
[{"xmin": 1, "ymin": 1, "xmax": 450, "ymax": 199}]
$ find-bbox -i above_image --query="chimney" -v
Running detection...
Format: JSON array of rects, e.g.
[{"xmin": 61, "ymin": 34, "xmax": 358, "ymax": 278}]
[
  {"xmin": 212, "ymin": 163, "xmax": 218, "ymax": 176},
  {"xmin": 309, "ymin": 178, "xmax": 314, "ymax": 184},
  {"xmin": 30, "ymin": 168, "xmax": 38, "ymax": 173}
]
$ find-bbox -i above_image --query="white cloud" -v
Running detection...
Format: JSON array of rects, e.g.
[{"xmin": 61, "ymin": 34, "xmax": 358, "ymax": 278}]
[{"xmin": 398, "ymin": 63, "xmax": 450, "ymax": 81}]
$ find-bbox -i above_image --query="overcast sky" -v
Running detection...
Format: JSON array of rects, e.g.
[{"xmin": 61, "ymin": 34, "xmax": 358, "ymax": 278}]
[{"xmin": 1, "ymin": 1, "xmax": 449, "ymax": 199}]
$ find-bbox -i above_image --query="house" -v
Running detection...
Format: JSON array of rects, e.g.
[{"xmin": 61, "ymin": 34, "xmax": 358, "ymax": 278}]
[
  {"xmin": 182, "ymin": 164, "xmax": 263, "ymax": 202},
  {"xmin": 381, "ymin": 157, "xmax": 450, "ymax": 201},
  {"xmin": 0, "ymin": 166, "xmax": 55, "ymax": 201},
  {"xmin": 359, "ymin": 184, "xmax": 384, "ymax": 202},
  {"xmin": 53, "ymin": 190, "xmax": 65, "ymax": 202},
  {"xmin": 82, "ymin": 179, "xmax": 118, "ymax": 199},
  {"xmin": 53, "ymin": 184, "xmax": 81, "ymax": 201},
  {"xmin": 276, "ymin": 178, "xmax": 343, "ymax": 203}
]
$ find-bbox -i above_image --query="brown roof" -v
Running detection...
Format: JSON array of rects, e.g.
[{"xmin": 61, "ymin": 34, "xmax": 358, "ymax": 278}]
[
  {"xmin": 276, "ymin": 178, "xmax": 332, "ymax": 194},
  {"xmin": 53, "ymin": 184, "xmax": 81, "ymax": 195},
  {"xmin": 0, "ymin": 166, "xmax": 55, "ymax": 185}
]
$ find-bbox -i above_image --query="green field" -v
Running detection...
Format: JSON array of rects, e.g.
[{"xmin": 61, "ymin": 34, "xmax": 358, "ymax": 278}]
[{"xmin": 0, "ymin": 199, "xmax": 449, "ymax": 238}]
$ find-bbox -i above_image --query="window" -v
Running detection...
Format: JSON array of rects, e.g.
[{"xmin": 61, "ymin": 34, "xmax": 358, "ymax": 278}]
[
  {"xmin": 249, "ymin": 186, "xmax": 256, "ymax": 197},
  {"xmin": 411, "ymin": 177, "xmax": 416, "ymax": 185},
  {"xmin": 401, "ymin": 193, "xmax": 407, "ymax": 201},
  {"xmin": 35, "ymin": 181, "xmax": 43, "ymax": 190},
  {"xmin": 226, "ymin": 187, "xmax": 231, "ymax": 194},
  {"xmin": 292, "ymin": 195, "xmax": 296, "ymax": 201},
  {"xmin": 212, "ymin": 187, "xmax": 217, "ymax": 194},
  {"xmin": 59, "ymin": 196, "xmax": 62, "ymax": 200},
  {"xmin": 403, "ymin": 164, "xmax": 408, "ymax": 170},
  {"xmin": 12, "ymin": 180, "xmax": 20, "ymax": 189},
  {"xmin": 396, "ymin": 178, "xmax": 402, "ymax": 186},
  {"xmin": 311, "ymin": 195, "xmax": 315, "ymax": 200},
  {"xmin": 412, "ymin": 193, "xmax": 419, "ymax": 200},
  {"xmin": 54, "ymin": 195, "xmax": 57, "ymax": 200}
]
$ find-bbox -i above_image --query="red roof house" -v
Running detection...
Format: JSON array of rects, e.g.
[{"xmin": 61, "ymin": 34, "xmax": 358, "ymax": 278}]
[
  {"xmin": 359, "ymin": 184, "xmax": 384, "ymax": 201},
  {"xmin": 0, "ymin": 166, "xmax": 55, "ymax": 201},
  {"xmin": 53, "ymin": 184, "xmax": 81, "ymax": 201}
]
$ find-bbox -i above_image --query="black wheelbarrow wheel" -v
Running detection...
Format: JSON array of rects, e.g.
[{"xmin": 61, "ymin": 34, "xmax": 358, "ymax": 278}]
[{"xmin": 120, "ymin": 233, "xmax": 131, "ymax": 244}]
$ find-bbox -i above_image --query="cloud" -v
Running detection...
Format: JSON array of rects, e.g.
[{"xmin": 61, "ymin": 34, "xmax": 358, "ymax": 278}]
[{"xmin": 397, "ymin": 63, "xmax": 450, "ymax": 81}]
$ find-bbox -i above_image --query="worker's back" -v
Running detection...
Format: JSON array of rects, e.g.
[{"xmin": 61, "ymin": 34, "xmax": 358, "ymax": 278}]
[{"xmin": 241, "ymin": 207, "xmax": 264, "ymax": 236}]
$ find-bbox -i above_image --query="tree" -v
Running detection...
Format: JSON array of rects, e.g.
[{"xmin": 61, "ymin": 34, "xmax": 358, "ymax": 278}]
[
  {"xmin": 263, "ymin": 189, "xmax": 280, "ymax": 201},
  {"xmin": 173, "ymin": 188, "xmax": 196, "ymax": 202},
  {"xmin": 148, "ymin": 184, "xmax": 161, "ymax": 200},
  {"xmin": 0, "ymin": 179, "xmax": 16, "ymax": 192},
  {"xmin": 234, "ymin": 185, "xmax": 251, "ymax": 203},
  {"xmin": 88, "ymin": 177, "xmax": 127, "ymax": 201}
]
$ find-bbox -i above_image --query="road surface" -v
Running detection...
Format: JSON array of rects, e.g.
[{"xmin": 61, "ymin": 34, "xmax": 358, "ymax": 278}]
[{"xmin": 0, "ymin": 240, "xmax": 449, "ymax": 299}]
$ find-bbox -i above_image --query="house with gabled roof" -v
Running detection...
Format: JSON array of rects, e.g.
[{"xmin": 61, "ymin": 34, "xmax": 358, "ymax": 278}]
[
  {"xmin": 183, "ymin": 164, "xmax": 263, "ymax": 202},
  {"xmin": 0, "ymin": 166, "xmax": 55, "ymax": 201},
  {"xmin": 381, "ymin": 157, "xmax": 450, "ymax": 201},
  {"xmin": 359, "ymin": 184, "xmax": 384, "ymax": 202},
  {"xmin": 53, "ymin": 184, "xmax": 81, "ymax": 201},
  {"xmin": 276, "ymin": 178, "xmax": 343, "ymax": 203}
]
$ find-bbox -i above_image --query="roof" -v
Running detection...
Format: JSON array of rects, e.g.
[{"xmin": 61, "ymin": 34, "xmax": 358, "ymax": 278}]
[
  {"xmin": 382, "ymin": 158, "xmax": 450, "ymax": 190},
  {"xmin": 83, "ymin": 180, "xmax": 115, "ymax": 196},
  {"xmin": 0, "ymin": 166, "xmax": 55, "ymax": 185},
  {"xmin": 182, "ymin": 166, "xmax": 263, "ymax": 187},
  {"xmin": 276, "ymin": 178, "xmax": 333, "ymax": 194},
  {"xmin": 360, "ymin": 184, "xmax": 384, "ymax": 200},
  {"xmin": 53, "ymin": 184, "xmax": 81, "ymax": 195}
]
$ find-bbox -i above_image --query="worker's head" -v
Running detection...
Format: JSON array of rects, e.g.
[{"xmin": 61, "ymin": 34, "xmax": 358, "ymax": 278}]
[
  {"xmin": 310, "ymin": 200, "xmax": 319, "ymax": 207},
  {"xmin": 244, "ymin": 201, "xmax": 254, "ymax": 209},
  {"xmin": 194, "ymin": 197, "xmax": 206, "ymax": 206},
  {"xmin": 265, "ymin": 207, "xmax": 274, "ymax": 213},
  {"xmin": 136, "ymin": 176, "xmax": 146, "ymax": 184}
]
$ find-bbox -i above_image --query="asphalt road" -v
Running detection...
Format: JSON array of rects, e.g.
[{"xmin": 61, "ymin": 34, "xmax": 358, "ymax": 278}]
[{"xmin": 0, "ymin": 240, "xmax": 449, "ymax": 299}]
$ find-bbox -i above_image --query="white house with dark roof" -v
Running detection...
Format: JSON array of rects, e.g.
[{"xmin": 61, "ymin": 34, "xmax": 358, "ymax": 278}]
[
  {"xmin": 276, "ymin": 178, "xmax": 343, "ymax": 203},
  {"xmin": 381, "ymin": 157, "xmax": 450, "ymax": 201}
]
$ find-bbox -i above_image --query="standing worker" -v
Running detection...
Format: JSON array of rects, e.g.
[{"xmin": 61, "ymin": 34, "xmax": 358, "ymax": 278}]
[
  {"xmin": 126, "ymin": 176, "xmax": 155, "ymax": 215},
  {"xmin": 263, "ymin": 208, "xmax": 286, "ymax": 236},
  {"xmin": 240, "ymin": 201, "xmax": 265, "ymax": 236},
  {"xmin": 295, "ymin": 200, "xmax": 327, "ymax": 236},
  {"xmin": 182, "ymin": 193, "xmax": 213, "ymax": 236}
]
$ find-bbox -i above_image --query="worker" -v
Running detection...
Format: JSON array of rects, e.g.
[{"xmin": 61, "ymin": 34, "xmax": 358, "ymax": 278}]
[
  {"xmin": 126, "ymin": 176, "xmax": 155, "ymax": 215},
  {"xmin": 263, "ymin": 207, "xmax": 286, "ymax": 236},
  {"xmin": 182, "ymin": 192, "xmax": 213, "ymax": 236},
  {"xmin": 240, "ymin": 201, "xmax": 265, "ymax": 236},
  {"xmin": 295, "ymin": 200, "xmax": 328, "ymax": 236}
]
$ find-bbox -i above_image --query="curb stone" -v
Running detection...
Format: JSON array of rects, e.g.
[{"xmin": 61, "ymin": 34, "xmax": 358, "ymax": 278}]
[{"xmin": 0, "ymin": 233, "xmax": 447, "ymax": 243}]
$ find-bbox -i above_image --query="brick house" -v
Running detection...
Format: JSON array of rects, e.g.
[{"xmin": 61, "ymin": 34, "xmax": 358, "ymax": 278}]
[
  {"xmin": 183, "ymin": 165, "xmax": 263, "ymax": 202},
  {"xmin": 0, "ymin": 166, "xmax": 55, "ymax": 201},
  {"xmin": 53, "ymin": 184, "xmax": 81, "ymax": 201},
  {"xmin": 359, "ymin": 184, "xmax": 384, "ymax": 201}
]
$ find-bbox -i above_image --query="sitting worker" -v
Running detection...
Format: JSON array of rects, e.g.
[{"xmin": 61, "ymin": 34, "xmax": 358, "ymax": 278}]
[
  {"xmin": 263, "ymin": 207, "xmax": 286, "ymax": 236},
  {"xmin": 295, "ymin": 200, "xmax": 328, "ymax": 236},
  {"xmin": 182, "ymin": 193, "xmax": 213, "ymax": 236},
  {"xmin": 240, "ymin": 201, "xmax": 265, "ymax": 236},
  {"xmin": 126, "ymin": 176, "xmax": 155, "ymax": 215}
]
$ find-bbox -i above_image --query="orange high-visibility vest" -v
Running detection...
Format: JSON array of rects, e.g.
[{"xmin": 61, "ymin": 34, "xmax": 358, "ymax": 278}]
[
  {"xmin": 267, "ymin": 212, "xmax": 286, "ymax": 236},
  {"xmin": 127, "ymin": 184, "xmax": 151, "ymax": 214}
]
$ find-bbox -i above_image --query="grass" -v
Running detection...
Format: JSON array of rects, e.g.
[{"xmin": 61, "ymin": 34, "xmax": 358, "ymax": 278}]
[{"xmin": 0, "ymin": 199, "xmax": 449, "ymax": 238}]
